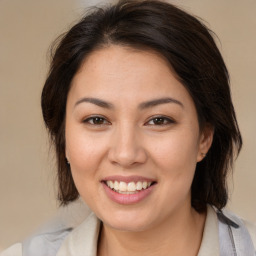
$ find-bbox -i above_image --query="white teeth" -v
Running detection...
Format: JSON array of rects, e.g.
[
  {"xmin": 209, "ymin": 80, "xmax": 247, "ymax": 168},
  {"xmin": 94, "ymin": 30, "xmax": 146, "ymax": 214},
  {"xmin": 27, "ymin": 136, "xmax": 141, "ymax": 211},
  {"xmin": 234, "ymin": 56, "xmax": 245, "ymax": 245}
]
[
  {"xmin": 106, "ymin": 180, "xmax": 153, "ymax": 193},
  {"xmin": 109, "ymin": 181, "xmax": 114, "ymax": 189},
  {"xmin": 106, "ymin": 181, "xmax": 114, "ymax": 189},
  {"xmin": 142, "ymin": 181, "xmax": 148, "ymax": 189},
  {"xmin": 114, "ymin": 181, "xmax": 119, "ymax": 191},
  {"xmin": 119, "ymin": 181, "xmax": 127, "ymax": 192},
  {"xmin": 127, "ymin": 182, "xmax": 136, "ymax": 192},
  {"xmin": 136, "ymin": 181, "xmax": 143, "ymax": 190},
  {"xmin": 118, "ymin": 191, "xmax": 137, "ymax": 194}
]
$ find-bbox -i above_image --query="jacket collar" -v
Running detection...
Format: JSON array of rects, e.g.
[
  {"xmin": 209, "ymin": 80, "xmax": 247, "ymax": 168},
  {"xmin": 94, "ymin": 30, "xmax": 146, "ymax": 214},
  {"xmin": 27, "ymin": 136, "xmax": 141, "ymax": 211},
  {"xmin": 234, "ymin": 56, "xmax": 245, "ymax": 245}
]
[
  {"xmin": 56, "ymin": 212, "xmax": 100, "ymax": 256},
  {"xmin": 197, "ymin": 205, "xmax": 220, "ymax": 255},
  {"xmin": 57, "ymin": 205, "xmax": 221, "ymax": 256}
]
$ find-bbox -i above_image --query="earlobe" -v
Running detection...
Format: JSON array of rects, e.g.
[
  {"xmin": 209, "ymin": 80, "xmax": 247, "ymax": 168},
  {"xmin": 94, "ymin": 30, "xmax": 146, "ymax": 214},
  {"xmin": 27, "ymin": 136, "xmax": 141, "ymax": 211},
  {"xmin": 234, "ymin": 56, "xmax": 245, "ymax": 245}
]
[
  {"xmin": 197, "ymin": 125, "xmax": 214, "ymax": 162},
  {"xmin": 65, "ymin": 148, "xmax": 70, "ymax": 164}
]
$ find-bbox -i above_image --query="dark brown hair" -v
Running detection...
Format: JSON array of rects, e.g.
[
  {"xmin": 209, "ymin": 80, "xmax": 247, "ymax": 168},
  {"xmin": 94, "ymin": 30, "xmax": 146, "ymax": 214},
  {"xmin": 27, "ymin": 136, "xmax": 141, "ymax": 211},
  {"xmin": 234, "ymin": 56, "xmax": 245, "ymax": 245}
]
[{"xmin": 41, "ymin": 0, "xmax": 242, "ymax": 212}]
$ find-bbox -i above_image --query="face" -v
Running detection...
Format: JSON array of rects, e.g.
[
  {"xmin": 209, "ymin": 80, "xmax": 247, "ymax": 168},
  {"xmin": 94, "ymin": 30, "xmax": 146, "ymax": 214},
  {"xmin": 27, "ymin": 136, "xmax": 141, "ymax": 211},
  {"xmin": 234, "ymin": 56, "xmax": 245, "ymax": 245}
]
[{"xmin": 65, "ymin": 45, "xmax": 212, "ymax": 232}]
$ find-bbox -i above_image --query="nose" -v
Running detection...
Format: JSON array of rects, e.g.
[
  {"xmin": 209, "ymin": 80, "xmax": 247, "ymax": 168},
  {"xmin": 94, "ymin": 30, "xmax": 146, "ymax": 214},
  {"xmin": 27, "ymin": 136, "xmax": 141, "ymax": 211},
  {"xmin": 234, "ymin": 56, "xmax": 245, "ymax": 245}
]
[{"xmin": 107, "ymin": 123, "xmax": 147, "ymax": 168}]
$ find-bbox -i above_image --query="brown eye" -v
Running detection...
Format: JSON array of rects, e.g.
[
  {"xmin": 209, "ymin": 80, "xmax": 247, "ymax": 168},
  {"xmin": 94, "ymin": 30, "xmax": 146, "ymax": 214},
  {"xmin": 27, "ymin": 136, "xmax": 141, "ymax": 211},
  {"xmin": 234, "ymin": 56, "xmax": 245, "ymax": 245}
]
[
  {"xmin": 146, "ymin": 116, "xmax": 174, "ymax": 126},
  {"xmin": 92, "ymin": 117, "xmax": 105, "ymax": 125},
  {"xmin": 83, "ymin": 116, "xmax": 110, "ymax": 125},
  {"xmin": 152, "ymin": 117, "xmax": 166, "ymax": 125}
]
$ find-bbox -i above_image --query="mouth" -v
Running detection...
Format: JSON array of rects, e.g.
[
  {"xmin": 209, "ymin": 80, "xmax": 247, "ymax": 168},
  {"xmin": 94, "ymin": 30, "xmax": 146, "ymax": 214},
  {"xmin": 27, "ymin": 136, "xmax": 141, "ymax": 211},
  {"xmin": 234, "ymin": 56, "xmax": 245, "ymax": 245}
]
[
  {"xmin": 101, "ymin": 176, "xmax": 157, "ymax": 204},
  {"xmin": 103, "ymin": 180, "xmax": 155, "ymax": 194}
]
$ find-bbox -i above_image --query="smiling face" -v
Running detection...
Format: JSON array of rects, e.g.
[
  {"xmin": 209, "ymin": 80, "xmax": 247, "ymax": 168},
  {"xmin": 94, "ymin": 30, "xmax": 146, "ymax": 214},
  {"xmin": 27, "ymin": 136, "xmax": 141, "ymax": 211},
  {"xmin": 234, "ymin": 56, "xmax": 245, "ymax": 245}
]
[{"xmin": 65, "ymin": 45, "xmax": 212, "ymax": 232}]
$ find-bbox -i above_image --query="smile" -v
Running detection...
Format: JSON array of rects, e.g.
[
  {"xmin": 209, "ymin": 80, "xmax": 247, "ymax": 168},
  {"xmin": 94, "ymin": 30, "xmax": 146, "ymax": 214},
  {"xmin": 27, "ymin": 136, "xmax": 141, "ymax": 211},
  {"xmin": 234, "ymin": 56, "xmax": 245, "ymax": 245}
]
[
  {"xmin": 105, "ymin": 180, "xmax": 153, "ymax": 194},
  {"xmin": 102, "ymin": 176, "xmax": 156, "ymax": 204}
]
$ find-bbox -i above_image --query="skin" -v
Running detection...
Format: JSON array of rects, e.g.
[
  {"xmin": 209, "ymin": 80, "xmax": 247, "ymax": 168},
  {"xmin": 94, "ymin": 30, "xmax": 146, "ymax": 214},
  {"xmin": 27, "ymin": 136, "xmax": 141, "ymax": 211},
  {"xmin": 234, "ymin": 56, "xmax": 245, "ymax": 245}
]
[{"xmin": 65, "ymin": 45, "xmax": 213, "ymax": 256}]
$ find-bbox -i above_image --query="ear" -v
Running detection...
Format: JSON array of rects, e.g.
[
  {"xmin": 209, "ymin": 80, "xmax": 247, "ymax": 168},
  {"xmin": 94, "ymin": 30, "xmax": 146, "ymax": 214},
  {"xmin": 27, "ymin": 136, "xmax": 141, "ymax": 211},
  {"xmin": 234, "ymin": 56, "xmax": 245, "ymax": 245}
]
[{"xmin": 197, "ymin": 124, "xmax": 214, "ymax": 162}]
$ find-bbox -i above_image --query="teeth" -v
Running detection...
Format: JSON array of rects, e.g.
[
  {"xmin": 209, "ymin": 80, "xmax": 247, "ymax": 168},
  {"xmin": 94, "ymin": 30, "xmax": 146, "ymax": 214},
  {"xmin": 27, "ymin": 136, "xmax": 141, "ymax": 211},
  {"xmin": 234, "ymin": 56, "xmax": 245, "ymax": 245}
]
[
  {"xmin": 119, "ymin": 181, "xmax": 127, "ymax": 192},
  {"xmin": 106, "ymin": 180, "xmax": 153, "ymax": 193},
  {"xmin": 142, "ymin": 181, "xmax": 148, "ymax": 189},
  {"xmin": 127, "ymin": 182, "xmax": 136, "ymax": 192},
  {"xmin": 118, "ymin": 191, "xmax": 137, "ymax": 194},
  {"xmin": 114, "ymin": 181, "xmax": 119, "ymax": 191},
  {"xmin": 136, "ymin": 181, "xmax": 143, "ymax": 191},
  {"xmin": 106, "ymin": 181, "xmax": 114, "ymax": 189}
]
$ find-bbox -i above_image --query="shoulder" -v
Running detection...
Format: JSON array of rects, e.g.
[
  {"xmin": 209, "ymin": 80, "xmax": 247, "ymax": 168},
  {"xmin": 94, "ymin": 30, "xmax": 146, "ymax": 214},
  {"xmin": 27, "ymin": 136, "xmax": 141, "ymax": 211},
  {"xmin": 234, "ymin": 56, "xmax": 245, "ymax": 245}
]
[
  {"xmin": 56, "ymin": 212, "xmax": 100, "ymax": 256},
  {"xmin": 243, "ymin": 219, "xmax": 256, "ymax": 248},
  {"xmin": 25, "ymin": 199, "xmax": 92, "ymax": 256},
  {"xmin": 0, "ymin": 243, "xmax": 22, "ymax": 256},
  {"xmin": 217, "ymin": 207, "xmax": 256, "ymax": 253},
  {"xmin": 1, "ymin": 199, "xmax": 92, "ymax": 256}
]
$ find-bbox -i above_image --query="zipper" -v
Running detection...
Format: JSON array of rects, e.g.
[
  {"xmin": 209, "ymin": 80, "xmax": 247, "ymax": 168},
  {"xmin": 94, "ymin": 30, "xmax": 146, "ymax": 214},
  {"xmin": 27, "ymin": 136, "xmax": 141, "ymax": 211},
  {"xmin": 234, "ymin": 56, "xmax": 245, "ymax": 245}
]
[{"xmin": 227, "ymin": 224, "xmax": 237, "ymax": 256}]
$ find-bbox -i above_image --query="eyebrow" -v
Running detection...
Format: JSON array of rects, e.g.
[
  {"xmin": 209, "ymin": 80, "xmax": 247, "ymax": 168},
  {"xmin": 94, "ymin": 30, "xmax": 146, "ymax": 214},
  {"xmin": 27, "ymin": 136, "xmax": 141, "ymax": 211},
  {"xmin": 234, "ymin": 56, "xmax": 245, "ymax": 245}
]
[
  {"xmin": 138, "ymin": 97, "xmax": 183, "ymax": 109},
  {"xmin": 75, "ymin": 97, "xmax": 114, "ymax": 109},
  {"xmin": 74, "ymin": 97, "xmax": 183, "ymax": 110}
]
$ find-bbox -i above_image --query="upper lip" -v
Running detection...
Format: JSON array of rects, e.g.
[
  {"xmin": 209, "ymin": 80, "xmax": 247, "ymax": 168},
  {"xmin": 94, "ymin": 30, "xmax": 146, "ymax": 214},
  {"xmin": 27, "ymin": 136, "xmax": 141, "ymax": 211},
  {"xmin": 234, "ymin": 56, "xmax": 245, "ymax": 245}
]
[{"xmin": 102, "ymin": 175, "xmax": 156, "ymax": 183}]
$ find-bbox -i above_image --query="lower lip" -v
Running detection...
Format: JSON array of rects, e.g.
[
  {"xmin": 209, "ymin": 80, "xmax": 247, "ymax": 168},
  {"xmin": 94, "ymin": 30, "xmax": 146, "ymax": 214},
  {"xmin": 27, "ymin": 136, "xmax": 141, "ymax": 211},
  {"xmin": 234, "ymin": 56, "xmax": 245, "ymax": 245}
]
[{"xmin": 102, "ymin": 182, "xmax": 155, "ymax": 205}]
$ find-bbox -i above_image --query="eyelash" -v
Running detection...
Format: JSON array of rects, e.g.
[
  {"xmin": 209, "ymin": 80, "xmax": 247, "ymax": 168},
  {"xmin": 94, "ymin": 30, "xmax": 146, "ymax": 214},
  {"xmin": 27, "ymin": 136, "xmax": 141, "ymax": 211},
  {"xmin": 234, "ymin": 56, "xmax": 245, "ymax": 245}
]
[
  {"xmin": 146, "ymin": 116, "xmax": 175, "ymax": 126},
  {"xmin": 82, "ymin": 115, "xmax": 175, "ymax": 127},
  {"xmin": 83, "ymin": 116, "xmax": 110, "ymax": 126}
]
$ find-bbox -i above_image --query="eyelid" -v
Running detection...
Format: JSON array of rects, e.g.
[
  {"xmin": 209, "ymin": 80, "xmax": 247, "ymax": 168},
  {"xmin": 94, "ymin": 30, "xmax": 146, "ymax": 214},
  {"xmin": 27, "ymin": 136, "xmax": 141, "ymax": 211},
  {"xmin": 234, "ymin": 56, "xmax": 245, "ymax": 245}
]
[
  {"xmin": 82, "ymin": 115, "xmax": 111, "ymax": 125},
  {"xmin": 145, "ymin": 115, "xmax": 175, "ymax": 126},
  {"xmin": 82, "ymin": 115, "xmax": 175, "ymax": 127}
]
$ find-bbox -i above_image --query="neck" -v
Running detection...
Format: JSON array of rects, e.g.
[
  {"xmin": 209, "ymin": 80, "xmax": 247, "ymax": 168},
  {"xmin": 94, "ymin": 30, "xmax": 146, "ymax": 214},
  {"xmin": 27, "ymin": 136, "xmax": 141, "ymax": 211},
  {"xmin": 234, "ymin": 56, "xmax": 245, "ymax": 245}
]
[{"xmin": 97, "ymin": 205, "xmax": 206, "ymax": 256}]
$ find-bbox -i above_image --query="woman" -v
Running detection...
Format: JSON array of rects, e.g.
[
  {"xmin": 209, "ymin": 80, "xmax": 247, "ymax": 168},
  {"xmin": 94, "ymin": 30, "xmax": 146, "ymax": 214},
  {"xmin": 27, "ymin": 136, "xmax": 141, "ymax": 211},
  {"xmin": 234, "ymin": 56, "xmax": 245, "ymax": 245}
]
[{"xmin": 2, "ymin": 0, "xmax": 255, "ymax": 255}]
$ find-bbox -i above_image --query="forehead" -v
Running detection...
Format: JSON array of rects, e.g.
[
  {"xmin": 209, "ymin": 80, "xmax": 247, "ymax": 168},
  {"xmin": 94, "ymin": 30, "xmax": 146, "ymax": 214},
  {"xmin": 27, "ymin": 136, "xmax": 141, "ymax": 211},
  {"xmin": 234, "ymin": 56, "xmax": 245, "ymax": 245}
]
[{"xmin": 69, "ymin": 45, "xmax": 192, "ymax": 107}]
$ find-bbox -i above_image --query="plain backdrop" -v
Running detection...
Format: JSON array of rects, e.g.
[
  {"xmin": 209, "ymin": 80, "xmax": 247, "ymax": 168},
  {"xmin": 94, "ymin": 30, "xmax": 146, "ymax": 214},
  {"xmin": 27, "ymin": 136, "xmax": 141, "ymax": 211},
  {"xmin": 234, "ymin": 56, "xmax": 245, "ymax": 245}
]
[{"xmin": 0, "ymin": 0, "xmax": 255, "ymax": 251}]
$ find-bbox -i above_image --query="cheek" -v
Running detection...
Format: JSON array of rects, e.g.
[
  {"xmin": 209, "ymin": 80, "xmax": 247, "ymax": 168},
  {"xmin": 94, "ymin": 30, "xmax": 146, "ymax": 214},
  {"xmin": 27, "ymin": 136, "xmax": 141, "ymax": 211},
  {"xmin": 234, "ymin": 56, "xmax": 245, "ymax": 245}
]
[
  {"xmin": 149, "ymin": 129, "xmax": 200, "ymax": 198},
  {"xmin": 65, "ymin": 127, "xmax": 107, "ymax": 182},
  {"xmin": 65, "ymin": 131, "xmax": 106, "ymax": 203},
  {"xmin": 150, "ymin": 133, "xmax": 199, "ymax": 206},
  {"xmin": 150, "ymin": 130, "xmax": 200, "ymax": 171}
]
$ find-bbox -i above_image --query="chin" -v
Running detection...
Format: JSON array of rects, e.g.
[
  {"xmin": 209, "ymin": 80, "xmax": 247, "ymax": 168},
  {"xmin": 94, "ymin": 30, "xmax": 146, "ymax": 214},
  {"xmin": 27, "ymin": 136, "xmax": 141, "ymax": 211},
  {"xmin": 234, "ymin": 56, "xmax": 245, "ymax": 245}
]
[
  {"xmin": 106, "ymin": 220, "xmax": 150, "ymax": 232},
  {"xmin": 100, "ymin": 209, "xmax": 156, "ymax": 232}
]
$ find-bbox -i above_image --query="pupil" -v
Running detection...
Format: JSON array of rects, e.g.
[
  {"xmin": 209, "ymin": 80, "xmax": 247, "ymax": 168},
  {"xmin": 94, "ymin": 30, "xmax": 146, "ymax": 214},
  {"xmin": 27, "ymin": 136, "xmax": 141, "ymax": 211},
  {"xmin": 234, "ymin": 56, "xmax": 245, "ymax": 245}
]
[
  {"xmin": 94, "ymin": 117, "xmax": 103, "ymax": 124},
  {"xmin": 154, "ymin": 118, "xmax": 164, "ymax": 124}
]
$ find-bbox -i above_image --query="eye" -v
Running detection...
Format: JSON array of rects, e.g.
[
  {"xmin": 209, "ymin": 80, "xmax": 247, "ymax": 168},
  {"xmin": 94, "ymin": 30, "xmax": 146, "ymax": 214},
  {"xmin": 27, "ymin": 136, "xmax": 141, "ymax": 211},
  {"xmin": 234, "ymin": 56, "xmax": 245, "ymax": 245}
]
[
  {"xmin": 83, "ymin": 116, "xmax": 110, "ymax": 126},
  {"xmin": 146, "ymin": 116, "xmax": 175, "ymax": 126}
]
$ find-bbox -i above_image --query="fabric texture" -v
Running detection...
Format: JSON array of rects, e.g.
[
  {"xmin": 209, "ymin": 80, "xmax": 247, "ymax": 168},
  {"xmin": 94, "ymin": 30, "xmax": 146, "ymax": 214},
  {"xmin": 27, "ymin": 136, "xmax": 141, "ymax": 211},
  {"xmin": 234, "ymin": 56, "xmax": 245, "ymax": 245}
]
[
  {"xmin": 1, "ymin": 202, "xmax": 255, "ymax": 256},
  {"xmin": 218, "ymin": 208, "xmax": 256, "ymax": 255},
  {"xmin": 0, "ymin": 244, "xmax": 22, "ymax": 256}
]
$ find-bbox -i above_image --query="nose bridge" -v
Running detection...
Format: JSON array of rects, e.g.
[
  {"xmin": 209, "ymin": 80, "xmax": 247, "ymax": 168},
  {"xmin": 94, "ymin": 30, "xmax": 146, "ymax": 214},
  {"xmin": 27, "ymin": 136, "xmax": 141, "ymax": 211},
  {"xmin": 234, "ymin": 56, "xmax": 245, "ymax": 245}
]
[{"xmin": 108, "ymin": 121, "xmax": 146, "ymax": 167}]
